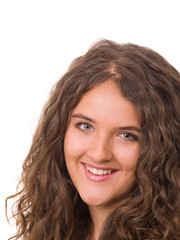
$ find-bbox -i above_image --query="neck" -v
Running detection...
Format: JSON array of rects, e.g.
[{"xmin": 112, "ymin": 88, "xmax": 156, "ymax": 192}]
[{"xmin": 88, "ymin": 205, "xmax": 115, "ymax": 240}]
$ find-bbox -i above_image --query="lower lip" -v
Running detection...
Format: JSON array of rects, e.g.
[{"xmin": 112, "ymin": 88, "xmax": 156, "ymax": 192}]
[{"xmin": 81, "ymin": 163, "xmax": 119, "ymax": 182}]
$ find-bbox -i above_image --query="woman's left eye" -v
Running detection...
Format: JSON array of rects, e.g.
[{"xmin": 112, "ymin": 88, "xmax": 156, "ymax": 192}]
[
  {"xmin": 119, "ymin": 132, "xmax": 138, "ymax": 141},
  {"xmin": 75, "ymin": 122, "xmax": 93, "ymax": 132}
]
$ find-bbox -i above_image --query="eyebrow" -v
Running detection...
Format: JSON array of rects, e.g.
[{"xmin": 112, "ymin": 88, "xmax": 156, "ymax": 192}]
[
  {"xmin": 72, "ymin": 113, "xmax": 141, "ymax": 133},
  {"xmin": 117, "ymin": 126, "xmax": 141, "ymax": 133},
  {"xmin": 72, "ymin": 114, "xmax": 96, "ymax": 123}
]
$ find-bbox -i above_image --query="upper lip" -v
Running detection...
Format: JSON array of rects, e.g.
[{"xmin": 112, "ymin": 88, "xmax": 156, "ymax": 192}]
[{"xmin": 82, "ymin": 162, "xmax": 119, "ymax": 171}]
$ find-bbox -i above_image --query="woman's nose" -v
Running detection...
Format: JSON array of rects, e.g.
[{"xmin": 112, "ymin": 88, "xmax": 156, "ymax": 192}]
[{"xmin": 87, "ymin": 134, "xmax": 113, "ymax": 163}]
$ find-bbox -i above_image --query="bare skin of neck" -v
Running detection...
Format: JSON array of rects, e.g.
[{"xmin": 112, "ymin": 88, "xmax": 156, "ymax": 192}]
[{"xmin": 88, "ymin": 205, "xmax": 115, "ymax": 240}]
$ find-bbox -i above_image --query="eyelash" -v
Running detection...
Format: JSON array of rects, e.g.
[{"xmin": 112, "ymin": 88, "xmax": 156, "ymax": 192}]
[
  {"xmin": 75, "ymin": 122, "xmax": 139, "ymax": 141},
  {"xmin": 118, "ymin": 132, "xmax": 139, "ymax": 141},
  {"xmin": 75, "ymin": 122, "xmax": 93, "ymax": 132}
]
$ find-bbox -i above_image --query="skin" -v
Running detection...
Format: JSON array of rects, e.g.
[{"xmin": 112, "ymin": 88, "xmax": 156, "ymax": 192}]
[{"xmin": 64, "ymin": 80, "xmax": 141, "ymax": 239}]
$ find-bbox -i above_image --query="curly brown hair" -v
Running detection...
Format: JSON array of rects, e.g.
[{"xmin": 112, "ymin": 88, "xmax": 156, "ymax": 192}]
[{"xmin": 6, "ymin": 39, "xmax": 180, "ymax": 240}]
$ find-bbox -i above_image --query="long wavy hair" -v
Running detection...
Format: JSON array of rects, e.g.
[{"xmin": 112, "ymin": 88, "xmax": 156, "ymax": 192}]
[{"xmin": 6, "ymin": 39, "xmax": 180, "ymax": 240}]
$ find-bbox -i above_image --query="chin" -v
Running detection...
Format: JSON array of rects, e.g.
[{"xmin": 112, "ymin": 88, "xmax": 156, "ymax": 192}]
[{"xmin": 79, "ymin": 193, "xmax": 107, "ymax": 207}]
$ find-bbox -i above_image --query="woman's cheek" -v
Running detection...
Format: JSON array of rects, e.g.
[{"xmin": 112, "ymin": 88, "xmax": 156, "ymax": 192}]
[
  {"xmin": 64, "ymin": 126, "xmax": 88, "ymax": 159},
  {"xmin": 114, "ymin": 142, "xmax": 140, "ymax": 170}
]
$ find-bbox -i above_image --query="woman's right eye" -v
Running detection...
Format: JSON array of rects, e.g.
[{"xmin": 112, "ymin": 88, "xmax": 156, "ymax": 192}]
[{"xmin": 75, "ymin": 122, "xmax": 93, "ymax": 132}]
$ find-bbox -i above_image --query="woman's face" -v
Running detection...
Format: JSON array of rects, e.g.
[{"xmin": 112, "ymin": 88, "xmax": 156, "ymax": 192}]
[{"xmin": 64, "ymin": 80, "xmax": 141, "ymax": 210}]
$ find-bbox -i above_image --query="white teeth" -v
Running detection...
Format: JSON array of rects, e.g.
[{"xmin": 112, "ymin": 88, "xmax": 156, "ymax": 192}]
[
  {"xmin": 97, "ymin": 169, "xmax": 104, "ymax": 175},
  {"xmin": 86, "ymin": 165, "xmax": 114, "ymax": 175},
  {"xmin": 92, "ymin": 168, "xmax": 98, "ymax": 175}
]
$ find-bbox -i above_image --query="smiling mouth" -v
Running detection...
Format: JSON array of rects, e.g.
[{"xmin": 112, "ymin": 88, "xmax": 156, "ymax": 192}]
[
  {"xmin": 82, "ymin": 163, "xmax": 119, "ymax": 182},
  {"xmin": 85, "ymin": 164, "xmax": 116, "ymax": 175}
]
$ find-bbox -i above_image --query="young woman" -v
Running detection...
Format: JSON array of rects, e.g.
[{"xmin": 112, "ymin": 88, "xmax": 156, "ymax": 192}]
[{"xmin": 6, "ymin": 39, "xmax": 180, "ymax": 240}]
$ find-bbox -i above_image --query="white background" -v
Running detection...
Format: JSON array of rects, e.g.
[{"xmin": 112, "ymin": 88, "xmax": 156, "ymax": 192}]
[{"xmin": 0, "ymin": 0, "xmax": 180, "ymax": 239}]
